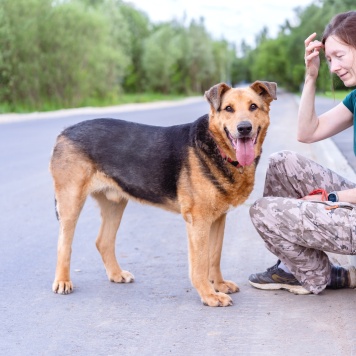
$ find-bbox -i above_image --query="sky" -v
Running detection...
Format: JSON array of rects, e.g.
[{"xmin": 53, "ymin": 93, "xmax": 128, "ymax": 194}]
[{"xmin": 128, "ymin": 0, "xmax": 315, "ymax": 48}]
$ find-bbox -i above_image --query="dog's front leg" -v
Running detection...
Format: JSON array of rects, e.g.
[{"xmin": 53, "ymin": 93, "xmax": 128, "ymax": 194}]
[
  {"xmin": 186, "ymin": 218, "xmax": 233, "ymax": 307},
  {"xmin": 209, "ymin": 214, "xmax": 239, "ymax": 294}
]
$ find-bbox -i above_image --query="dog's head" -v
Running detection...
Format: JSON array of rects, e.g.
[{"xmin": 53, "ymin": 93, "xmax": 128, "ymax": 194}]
[{"xmin": 205, "ymin": 81, "xmax": 277, "ymax": 167}]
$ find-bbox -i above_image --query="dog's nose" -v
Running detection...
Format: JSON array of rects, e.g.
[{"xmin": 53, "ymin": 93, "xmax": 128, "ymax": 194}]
[{"xmin": 237, "ymin": 121, "xmax": 252, "ymax": 137}]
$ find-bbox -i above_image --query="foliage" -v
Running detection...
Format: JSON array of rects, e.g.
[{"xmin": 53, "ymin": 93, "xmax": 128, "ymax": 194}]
[
  {"xmin": 0, "ymin": 0, "xmax": 353, "ymax": 112},
  {"xmin": 120, "ymin": 2, "xmax": 150, "ymax": 92},
  {"xmin": 142, "ymin": 23, "xmax": 183, "ymax": 93}
]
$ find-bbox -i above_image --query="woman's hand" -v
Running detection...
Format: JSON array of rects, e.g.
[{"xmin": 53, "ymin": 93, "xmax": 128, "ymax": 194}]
[
  {"xmin": 300, "ymin": 194, "xmax": 325, "ymax": 201},
  {"xmin": 301, "ymin": 188, "xmax": 356, "ymax": 204},
  {"xmin": 304, "ymin": 33, "xmax": 324, "ymax": 78}
]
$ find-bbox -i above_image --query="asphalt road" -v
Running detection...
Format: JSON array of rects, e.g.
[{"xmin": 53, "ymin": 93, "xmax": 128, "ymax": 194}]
[{"xmin": 1, "ymin": 93, "xmax": 355, "ymax": 355}]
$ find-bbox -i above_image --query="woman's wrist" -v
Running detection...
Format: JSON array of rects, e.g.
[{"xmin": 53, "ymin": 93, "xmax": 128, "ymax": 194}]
[
  {"xmin": 329, "ymin": 190, "xmax": 356, "ymax": 204},
  {"xmin": 304, "ymin": 73, "xmax": 318, "ymax": 84}
]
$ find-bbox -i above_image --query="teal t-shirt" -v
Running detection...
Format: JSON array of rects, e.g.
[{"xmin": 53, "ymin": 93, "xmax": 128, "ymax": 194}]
[{"xmin": 342, "ymin": 89, "xmax": 356, "ymax": 155}]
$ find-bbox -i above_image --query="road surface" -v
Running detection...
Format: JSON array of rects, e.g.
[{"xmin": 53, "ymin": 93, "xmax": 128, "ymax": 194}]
[{"xmin": 1, "ymin": 93, "xmax": 355, "ymax": 355}]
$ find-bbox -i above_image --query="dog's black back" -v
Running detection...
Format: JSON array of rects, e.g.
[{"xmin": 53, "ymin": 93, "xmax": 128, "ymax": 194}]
[{"xmin": 61, "ymin": 116, "xmax": 214, "ymax": 204}]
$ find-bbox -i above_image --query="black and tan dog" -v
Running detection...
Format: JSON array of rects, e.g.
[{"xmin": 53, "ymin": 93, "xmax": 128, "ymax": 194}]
[{"xmin": 50, "ymin": 81, "xmax": 277, "ymax": 306}]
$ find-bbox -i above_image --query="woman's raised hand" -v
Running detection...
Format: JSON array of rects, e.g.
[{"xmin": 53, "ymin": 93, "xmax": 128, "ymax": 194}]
[{"xmin": 304, "ymin": 32, "xmax": 324, "ymax": 78}]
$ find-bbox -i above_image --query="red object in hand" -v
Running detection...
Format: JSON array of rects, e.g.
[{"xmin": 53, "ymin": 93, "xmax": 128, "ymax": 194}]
[{"xmin": 308, "ymin": 188, "xmax": 328, "ymax": 201}]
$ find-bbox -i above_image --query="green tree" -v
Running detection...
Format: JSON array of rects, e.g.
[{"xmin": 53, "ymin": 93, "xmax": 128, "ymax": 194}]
[
  {"xmin": 0, "ymin": 0, "xmax": 51, "ymax": 106},
  {"xmin": 40, "ymin": 0, "xmax": 128, "ymax": 106},
  {"xmin": 251, "ymin": 37, "xmax": 288, "ymax": 86},
  {"xmin": 0, "ymin": 0, "xmax": 131, "ymax": 110},
  {"xmin": 120, "ymin": 2, "xmax": 150, "ymax": 92},
  {"xmin": 211, "ymin": 40, "xmax": 235, "ymax": 85},
  {"xmin": 141, "ymin": 23, "xmax": 184, "ymax": 93},
  {"xmin": 185, "ymin": 18, "xmax": 216, "ymax": 92},
  {"xmin": 231, "ymin": 40, "xmax": 254, "ymax": 85}
]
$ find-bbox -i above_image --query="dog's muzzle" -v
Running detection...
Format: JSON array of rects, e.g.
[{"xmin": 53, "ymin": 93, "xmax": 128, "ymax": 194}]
[
  {"xmin": 225, "ymin": 123, "xmax": 260, "ymax": 166},
  {"xmin": 237, "ymin": 121, "xmax": 252, "ymax": 138}
]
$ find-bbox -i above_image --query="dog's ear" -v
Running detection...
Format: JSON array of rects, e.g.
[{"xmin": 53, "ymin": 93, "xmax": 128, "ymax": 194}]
[
  {"xmin": 250, "ymin": 81, "xmax": 277, "ymax": 103},
  {"xmin": 204, "ymin": 83, "xmax": 231, "ymax": 111}
]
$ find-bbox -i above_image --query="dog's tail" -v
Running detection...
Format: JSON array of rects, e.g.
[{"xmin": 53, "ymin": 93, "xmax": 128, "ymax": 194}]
[{"xmin": 54, "ymin": 198, "xmax": 59, "ymax": 221}]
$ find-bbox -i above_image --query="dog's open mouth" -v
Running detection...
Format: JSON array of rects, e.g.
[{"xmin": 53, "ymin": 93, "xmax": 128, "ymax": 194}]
[{"xmin": 225, "ymin": 126, "xmax": 261, "ymax": 166}]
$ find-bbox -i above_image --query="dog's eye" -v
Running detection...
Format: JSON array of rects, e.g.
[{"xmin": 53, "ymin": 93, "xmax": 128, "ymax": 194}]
[
  {"xmin": 250, "ymin": 103, "xmax": 258, "ymax": 111},
  {"xmin": 225, "ymin": 106, "xmax": 234, "ymax": 112}
]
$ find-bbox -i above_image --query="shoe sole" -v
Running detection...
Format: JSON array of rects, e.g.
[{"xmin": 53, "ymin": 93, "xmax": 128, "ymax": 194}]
[{"xmin": 249, "ymin": 280, "xmax": 311, "ymax": 295}]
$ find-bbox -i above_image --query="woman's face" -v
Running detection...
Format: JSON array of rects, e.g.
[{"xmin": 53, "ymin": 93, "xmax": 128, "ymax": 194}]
[{"xmin": 325, "ymin": 35, "xmax": 356, "ymax": 87}]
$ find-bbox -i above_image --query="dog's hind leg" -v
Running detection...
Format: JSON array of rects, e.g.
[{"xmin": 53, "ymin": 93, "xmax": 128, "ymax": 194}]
[
  {"xmin": 51, "ymin": 137, "xmax": 94, "ymax": 294},
  {"xmin": 52, "ymin": 185, "xmax": 87, "ymax": 294},
  {"xmin": 92, "ymin": 191, "xmax": 134, "ymax": 283},
  {"xmin": 209, "ymin": 214, "xmax": 239, "ymax": 294}
]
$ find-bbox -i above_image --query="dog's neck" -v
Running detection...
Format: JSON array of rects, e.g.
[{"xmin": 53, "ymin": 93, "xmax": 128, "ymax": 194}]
[
  {"xmin": 216, "ymin": 145, "xmax": 241, "ymax": 168},
  {"xmin": 208, "ymin": 130, "xmax": 243, "ymax": 171}
]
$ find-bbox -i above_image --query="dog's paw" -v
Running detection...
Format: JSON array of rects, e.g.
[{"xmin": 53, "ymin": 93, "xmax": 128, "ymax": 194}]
[
  {"xmin": 201, "ymin": 292, "xmax": 233, "ymax": 307},
  {"xmin": 109, "ymin": 270, "xmax": 134, "ymax": 283},
  {"xmin": 214, "ymin": 280, "xmax": 239, "ymax": 294},
  {"xmin": 52, "ymin": 280, "xmax": 73, "ymax": 294}
]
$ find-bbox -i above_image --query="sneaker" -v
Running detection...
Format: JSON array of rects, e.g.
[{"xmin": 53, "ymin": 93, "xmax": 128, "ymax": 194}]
[
  {"xmin": 248, "ymin": 260, "xmax": 311, "ymax": 295},
  {"xmin": 328, "ymin": 265, "xmax": 356, "ymax": 289}
]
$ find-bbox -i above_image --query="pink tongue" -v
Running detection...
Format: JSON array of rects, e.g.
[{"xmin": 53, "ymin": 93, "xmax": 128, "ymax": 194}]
[{"xmin": 234, "ymin": 138, "xmax": 255, "ymax": 166}]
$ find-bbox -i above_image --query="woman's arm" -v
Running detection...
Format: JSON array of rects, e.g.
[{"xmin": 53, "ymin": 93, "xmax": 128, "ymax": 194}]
[
  {"xmin": 297, "ymin": 33, "xmax": 353, "ymax": 143},
  {"xmin": 301, "ymin": 187, "xmax": 356, "ymax": 204},
  {"xmin": 338, "ymin": 188, "xmax": 356, "ymax": 203},
  {"xmin": 298, "ymin": 102, "xmax": 353, "ymax": 143}
]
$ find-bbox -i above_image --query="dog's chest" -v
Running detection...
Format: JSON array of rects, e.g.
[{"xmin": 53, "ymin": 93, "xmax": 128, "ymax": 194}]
[{"xmin": 225, "ymin": 169, "xmax": 256, "ymax": 205}]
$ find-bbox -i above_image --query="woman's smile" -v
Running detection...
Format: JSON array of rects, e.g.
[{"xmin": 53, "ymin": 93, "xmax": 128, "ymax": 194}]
[{"xmin": 325, "ymin": 35, "xmax": 356, "ymax": 87}]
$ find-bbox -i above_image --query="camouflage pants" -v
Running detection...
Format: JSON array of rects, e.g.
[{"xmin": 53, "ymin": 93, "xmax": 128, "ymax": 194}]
[{"xmin": 250, "ymin": 150, "xmax": 356, "ymax": 294}]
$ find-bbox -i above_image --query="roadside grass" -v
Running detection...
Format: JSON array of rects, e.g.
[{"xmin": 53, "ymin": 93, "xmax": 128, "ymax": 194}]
[
  {"xmin": 296, "ymin": 90, "xmax": 352, "ymax": 101},
  {"xmin": 0, "ymin": 92, "xmax": 192, "ymax": 114},
  {"xmin": 318, "ymin": 90, "xmax": 352, "ymax": 100}
]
